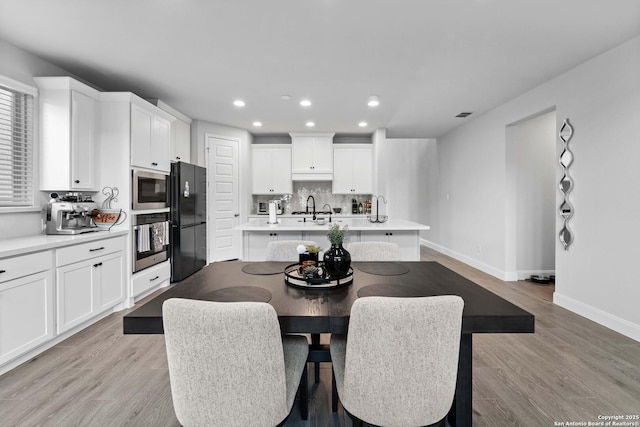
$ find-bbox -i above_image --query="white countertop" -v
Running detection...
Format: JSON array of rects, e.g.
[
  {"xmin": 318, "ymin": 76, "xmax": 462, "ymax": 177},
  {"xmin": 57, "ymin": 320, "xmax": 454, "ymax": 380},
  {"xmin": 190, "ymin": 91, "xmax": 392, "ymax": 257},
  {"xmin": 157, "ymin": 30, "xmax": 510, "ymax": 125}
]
[
  {"xmin": 0, "ymin": 229, "xmax": 129, "ymax": 259},
  {"xmin": 236, "ymin": 217, "xmax": 430, "ymax": 231}
]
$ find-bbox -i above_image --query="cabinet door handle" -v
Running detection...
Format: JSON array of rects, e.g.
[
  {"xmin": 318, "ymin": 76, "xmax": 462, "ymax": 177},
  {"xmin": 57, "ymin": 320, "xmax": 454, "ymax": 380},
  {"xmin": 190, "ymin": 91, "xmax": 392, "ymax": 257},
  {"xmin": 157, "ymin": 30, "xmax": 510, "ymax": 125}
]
[
  {"xmin": 0, "ymin": 270, "xmax": 6, "ymax": 274},
  {"xmin": 149, "ymin": 276, "xmax": 160, "ymax": 282},
  {"xmin": 74, "ymin": 180, "xmax": 80, "ymax": 184},
  {"xmin": 89, "ymin": 247, "xmax": 105, "ymax": 252},
  {"xmin": 151, "ymin": 162, "xmax": 158, "ymax": 166},
  {"xmin": 93, "ymin": 262, "xmax": 102, "ymax": 268},
  {"xmin": 176, "ymin": 156, "xmax": 181, "ymax": 160}
]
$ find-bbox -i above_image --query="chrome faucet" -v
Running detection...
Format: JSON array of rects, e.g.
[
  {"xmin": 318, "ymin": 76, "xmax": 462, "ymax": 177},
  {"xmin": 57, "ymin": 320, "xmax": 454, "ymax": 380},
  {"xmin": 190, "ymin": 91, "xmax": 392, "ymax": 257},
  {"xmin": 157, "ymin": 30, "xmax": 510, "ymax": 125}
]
[{"xmin": 306, "ymin": 195, "xmax": 316, "ymax": 220}]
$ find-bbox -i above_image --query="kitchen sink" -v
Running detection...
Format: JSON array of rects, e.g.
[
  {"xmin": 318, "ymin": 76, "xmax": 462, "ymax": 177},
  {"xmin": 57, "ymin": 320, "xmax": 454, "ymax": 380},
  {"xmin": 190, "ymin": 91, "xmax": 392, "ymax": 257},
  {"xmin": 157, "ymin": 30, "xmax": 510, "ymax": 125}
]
[{"xmin": 296, "ymin": 218, "xmax": 342, "ymax": 225}]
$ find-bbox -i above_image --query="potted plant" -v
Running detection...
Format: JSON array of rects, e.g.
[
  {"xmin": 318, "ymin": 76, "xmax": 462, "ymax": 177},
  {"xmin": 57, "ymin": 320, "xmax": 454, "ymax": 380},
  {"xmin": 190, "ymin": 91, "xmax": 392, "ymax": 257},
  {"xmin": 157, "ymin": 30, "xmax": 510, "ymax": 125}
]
[
  {"xmin": 297, "ymin": 244, "xmax": 322, "ymax": 266},
  {"xmin": 323, "ymin": 224, "xmax": 351, "ymax": 277}
]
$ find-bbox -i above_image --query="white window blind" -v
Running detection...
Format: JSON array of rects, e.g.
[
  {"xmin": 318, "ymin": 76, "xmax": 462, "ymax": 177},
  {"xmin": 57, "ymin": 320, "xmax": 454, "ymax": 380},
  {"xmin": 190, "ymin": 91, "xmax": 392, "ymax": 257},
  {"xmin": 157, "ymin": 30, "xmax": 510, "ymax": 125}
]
[{"xmin": 0, "ymin": 83, "xmax": 34, "ymax": 207}]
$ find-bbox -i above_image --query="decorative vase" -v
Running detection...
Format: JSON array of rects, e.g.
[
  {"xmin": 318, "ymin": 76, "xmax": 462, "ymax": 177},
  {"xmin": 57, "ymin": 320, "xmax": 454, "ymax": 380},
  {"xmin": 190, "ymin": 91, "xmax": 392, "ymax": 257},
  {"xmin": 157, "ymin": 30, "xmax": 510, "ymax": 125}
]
[{"xmin": 323, "ymin": 243, "xmax": 351, "ymax": 278}]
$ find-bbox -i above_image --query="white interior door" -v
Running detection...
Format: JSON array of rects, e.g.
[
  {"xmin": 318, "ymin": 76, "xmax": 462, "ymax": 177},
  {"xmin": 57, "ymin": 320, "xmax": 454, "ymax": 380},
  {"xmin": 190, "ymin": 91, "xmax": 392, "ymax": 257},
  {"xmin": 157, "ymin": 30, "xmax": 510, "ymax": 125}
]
[{"xmin": 206, "ymin": 135, "xmax": 241, "ymax": 262}]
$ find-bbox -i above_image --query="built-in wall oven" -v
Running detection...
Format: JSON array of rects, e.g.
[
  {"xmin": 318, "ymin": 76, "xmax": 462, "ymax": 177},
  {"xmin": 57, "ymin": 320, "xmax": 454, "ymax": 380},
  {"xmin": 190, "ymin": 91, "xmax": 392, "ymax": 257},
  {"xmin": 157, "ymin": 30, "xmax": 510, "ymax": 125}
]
[
  {"xmin": 132, "ymin": 212, "xmax": 170, "ymax": 273},
  {"xmin": 132, "ymin": 170, "xmax": 169, "ymax": 210}
]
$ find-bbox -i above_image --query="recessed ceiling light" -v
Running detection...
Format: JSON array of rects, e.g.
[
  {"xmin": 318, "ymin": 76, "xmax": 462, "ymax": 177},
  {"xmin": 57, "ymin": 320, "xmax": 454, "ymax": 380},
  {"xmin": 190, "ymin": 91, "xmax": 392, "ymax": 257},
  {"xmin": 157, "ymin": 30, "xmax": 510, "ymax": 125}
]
[
  {"xmin": 305, "ymin": 121, "xmax": 315, "ymax": 127},
  {"xmin": 233, "ymin": 100, "xmax": 245, "ymax": 107},
  {"xmin": 367, "ymin": 96, "xmax": 380, "ymax": 107},
  {"xmin": 253, "ymin": 121, "xmax": 262, "ymax": 127},
  {"xmin": 300, "ymin": 99, "xmax": 312, "ymax": 107},
  {"xmin": 280, "ymin": 95, "xmax": 291, "ymax": 100},
  {"xmin": 358, "ymin": 121, "xmax": 368, "ymax": 127}
]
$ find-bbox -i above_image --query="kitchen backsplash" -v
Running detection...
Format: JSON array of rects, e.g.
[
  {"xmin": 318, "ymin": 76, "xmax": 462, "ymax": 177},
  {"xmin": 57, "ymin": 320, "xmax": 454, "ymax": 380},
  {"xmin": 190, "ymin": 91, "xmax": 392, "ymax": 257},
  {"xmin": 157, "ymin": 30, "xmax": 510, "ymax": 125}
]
[{"xmin": 253, "ymin": 181, "xmax": 374, "ymax": 214}]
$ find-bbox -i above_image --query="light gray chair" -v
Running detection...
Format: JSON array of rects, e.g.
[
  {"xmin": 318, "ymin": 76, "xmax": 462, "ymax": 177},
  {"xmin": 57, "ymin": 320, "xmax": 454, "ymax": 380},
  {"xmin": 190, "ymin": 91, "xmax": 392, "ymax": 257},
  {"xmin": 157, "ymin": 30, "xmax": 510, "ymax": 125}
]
[
  {"xmin": 163, "ymin": 298, "xmax": 309, "ymax": 427},
  {"xmin": 265, "ymin": 240, "xmax": 318, "ymax": 262},
  {"xmin": 346, "ymin": 241, "xmax": 401, "ymax": 261},
  {"xmin": 331, "ymin": 295, "xmax": 464, "ymax": 427}
]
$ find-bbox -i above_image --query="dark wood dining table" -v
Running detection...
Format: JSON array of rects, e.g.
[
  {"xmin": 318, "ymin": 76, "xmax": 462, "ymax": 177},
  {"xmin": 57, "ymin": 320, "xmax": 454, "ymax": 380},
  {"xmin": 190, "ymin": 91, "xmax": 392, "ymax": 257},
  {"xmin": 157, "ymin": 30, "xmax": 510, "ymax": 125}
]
[{"xmin": 124, "ymin": 260, "xmax": 534, "ymax": 426}]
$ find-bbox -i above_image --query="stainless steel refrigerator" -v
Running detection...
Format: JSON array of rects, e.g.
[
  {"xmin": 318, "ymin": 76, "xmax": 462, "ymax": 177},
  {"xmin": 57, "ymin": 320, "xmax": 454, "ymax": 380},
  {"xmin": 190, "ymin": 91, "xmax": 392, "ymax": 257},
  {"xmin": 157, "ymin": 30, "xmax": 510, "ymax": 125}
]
[{"xmin": 170, "ymin": 162, "xmax": 207, "ymax": 282}]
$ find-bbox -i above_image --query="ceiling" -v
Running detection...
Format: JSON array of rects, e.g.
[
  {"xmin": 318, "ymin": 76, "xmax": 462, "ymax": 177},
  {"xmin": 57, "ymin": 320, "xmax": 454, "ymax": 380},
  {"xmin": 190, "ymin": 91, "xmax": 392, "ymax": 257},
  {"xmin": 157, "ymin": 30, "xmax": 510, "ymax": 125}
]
[{"xmin": 1, "ymin": 0, "xmax": 639, "ymax": 138}]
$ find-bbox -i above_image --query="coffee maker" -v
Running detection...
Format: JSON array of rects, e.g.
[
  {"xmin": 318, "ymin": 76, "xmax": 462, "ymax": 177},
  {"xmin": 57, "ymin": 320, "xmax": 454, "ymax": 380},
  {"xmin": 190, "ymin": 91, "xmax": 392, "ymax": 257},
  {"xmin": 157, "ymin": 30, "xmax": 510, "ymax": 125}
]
[{"xmin": 45, "ymin": 192, "xmax": 99, "ymax": 235}]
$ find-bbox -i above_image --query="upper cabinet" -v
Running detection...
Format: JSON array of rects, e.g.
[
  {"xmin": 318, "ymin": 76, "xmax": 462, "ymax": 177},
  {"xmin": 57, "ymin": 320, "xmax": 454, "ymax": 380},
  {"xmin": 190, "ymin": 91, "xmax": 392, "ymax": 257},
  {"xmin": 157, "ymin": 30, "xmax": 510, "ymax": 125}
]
[
  {"xmin": 251, "ymin": 145, "xmax": 292, "ymax": 194},
  {"xmin": 148, "ymin": 99, "xmax": 192, "ymax": 164},
  {"xmin": 35, "ymin": 77, "xmax": 100, "ymax": 191},
  {"xmin": 332, "ymin": 144, "xmax": 373, "ymax": 194},
  {"xmin": 172, "ymin": 119, "xmax": 191, "ymax": 163},
  {"xmin": 290, "ymin": 132, "xmax": 334, "ymax": 180},
  {"xmin": 130, "ymin": 103, "xmax": 172, "ymax": 172}
]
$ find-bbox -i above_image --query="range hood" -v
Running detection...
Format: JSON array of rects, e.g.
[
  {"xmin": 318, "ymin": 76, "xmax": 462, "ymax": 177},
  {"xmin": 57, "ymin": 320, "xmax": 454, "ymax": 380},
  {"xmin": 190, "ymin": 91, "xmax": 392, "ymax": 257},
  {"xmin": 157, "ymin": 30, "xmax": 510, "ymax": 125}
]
[{"xmin": 291, "ymin": 173, "xmax": 332, "ymax": 181}]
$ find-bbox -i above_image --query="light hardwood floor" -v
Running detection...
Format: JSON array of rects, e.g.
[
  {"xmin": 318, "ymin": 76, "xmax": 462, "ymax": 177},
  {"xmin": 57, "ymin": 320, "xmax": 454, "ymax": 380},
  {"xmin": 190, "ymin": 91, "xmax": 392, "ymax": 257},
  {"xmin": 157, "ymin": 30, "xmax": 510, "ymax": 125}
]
[{"xmin": 1, "ymin": 247, "xmax": 638, "ymax": 426}]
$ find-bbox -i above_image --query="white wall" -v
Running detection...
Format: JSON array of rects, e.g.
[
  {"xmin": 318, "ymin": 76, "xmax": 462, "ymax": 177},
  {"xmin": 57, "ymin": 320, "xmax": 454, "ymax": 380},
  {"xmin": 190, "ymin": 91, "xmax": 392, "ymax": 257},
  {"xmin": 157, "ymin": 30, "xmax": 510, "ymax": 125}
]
[
  {"xmin": 506, "ymin": 110, "xmax": 556, "ymax": 279},
  {"xmin": 427, "ymin": 36, "xmax": 640, "ymax": 341},
  {"xmin": 0, "ymin": 39, "xmax": 78, "ymax": 239},
  {"xmin": 383, "ymin": 138, "xmax": 438, "ymax": 239}
]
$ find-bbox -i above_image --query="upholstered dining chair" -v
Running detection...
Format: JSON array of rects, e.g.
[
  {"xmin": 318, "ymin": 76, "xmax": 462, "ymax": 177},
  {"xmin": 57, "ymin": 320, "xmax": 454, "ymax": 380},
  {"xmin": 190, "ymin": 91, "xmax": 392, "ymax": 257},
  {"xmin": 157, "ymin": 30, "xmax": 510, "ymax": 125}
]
[
  {"xmin": 162, "ymin": 298, "xmax": 309, "ymax": 427},
  {"xmin": 265, "ymin": 240, "xmax": 318, "ymax": 262},
  {"xmin": 331, "ymin": 295, "xmax": 464, "ymax": 427},
  {"xmin": 345, "ymin": 241, "xmax": 401, "ymax": 261}
]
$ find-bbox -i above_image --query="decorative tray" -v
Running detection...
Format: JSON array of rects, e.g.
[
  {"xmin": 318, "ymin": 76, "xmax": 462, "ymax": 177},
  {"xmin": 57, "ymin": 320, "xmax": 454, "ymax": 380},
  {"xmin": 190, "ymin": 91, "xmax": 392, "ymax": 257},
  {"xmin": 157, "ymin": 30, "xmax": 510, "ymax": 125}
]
[{"xmin": 284, "ymin": 263, "xmax": 353, "ymax": 289}]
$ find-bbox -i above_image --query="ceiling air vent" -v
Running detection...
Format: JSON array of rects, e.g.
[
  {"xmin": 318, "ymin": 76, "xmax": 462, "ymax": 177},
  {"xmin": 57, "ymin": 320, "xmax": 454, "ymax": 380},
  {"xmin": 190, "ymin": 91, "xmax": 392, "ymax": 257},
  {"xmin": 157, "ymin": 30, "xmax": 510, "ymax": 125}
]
[{"xmin": 455, "ymin": 112, "xmax": 473, "ymax": 118}]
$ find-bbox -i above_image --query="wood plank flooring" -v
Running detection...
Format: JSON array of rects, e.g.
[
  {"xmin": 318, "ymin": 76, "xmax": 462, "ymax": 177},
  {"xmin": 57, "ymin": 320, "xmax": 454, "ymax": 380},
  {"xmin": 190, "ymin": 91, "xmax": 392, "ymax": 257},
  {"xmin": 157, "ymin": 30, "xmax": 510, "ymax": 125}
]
[{"xmin": 1, "ymin": 247, "xmax": 638, "ymax": 426}]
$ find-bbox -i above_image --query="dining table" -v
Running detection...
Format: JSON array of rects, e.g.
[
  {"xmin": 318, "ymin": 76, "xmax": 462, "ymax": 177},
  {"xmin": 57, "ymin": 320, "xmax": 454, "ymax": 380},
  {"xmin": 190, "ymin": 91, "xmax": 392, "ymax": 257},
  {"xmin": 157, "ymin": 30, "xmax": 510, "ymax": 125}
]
[{"xmin": 123, "ymin": 260, "xmax": 535, "ymax": 426}]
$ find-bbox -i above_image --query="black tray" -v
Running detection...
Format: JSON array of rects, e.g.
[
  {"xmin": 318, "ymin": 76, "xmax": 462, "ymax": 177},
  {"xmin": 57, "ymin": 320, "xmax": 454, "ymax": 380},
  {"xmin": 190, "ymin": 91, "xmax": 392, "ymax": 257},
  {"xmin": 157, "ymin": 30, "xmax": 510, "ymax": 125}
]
[{"xmin": 284, "ymin": 263, "xmax": 353, "ymax": 289}]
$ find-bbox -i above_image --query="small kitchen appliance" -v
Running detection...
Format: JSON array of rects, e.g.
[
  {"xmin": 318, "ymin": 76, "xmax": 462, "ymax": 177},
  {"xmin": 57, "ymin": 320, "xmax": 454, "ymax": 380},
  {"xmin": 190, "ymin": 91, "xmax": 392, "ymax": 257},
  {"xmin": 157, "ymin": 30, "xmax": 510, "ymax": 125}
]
[
  {"xmin": 45, "ymin": 193, "xmax": 99, "ymax": 235},
  {"xmin": 132, "ymin": 169, "xmax": 169, "ymax": 210},
  {"xmin": 257, "ymin": 199, "xmax": 283, "ymax": 215}
]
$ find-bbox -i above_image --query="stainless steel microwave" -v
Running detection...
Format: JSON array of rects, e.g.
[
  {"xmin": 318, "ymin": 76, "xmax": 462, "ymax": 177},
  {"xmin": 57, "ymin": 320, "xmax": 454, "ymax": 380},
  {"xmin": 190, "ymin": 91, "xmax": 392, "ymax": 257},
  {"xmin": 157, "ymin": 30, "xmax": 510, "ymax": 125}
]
[{"xmin": 132, "ymin": 170, "xmax": 169, "ymax": 210}]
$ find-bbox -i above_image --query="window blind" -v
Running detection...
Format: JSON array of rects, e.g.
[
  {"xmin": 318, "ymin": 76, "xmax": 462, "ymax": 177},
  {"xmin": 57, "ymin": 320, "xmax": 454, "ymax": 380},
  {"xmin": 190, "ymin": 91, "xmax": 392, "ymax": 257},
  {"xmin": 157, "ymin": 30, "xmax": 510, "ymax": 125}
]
[{"xmin": 0, "ymin": 84, "xmax": 34, "ymax": 207}]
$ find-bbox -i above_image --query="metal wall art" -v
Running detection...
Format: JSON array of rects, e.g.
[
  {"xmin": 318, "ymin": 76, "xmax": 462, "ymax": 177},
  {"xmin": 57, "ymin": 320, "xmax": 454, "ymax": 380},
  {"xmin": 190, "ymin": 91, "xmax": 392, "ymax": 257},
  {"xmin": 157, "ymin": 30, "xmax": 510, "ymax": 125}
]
[{"xmin": 558, "ymin": 119, "xmax": 574, "ymax": 250}]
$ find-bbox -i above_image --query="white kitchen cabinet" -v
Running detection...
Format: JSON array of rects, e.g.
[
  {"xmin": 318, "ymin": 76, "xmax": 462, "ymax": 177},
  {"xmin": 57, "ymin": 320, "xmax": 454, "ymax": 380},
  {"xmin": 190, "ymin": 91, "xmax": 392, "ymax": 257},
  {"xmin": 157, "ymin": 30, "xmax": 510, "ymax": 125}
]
[
  {"xmin": 0, "ymin": 251, "xmax": 54, "ymax": 366},
  {"xmin": 251, "ymin": 145, "xmax": 292, "ymax": 194},
  {"xmin": 55, "ymin": 236, "xmax": 126, "ymax": 334},
  {"xmin": 359, "ymin": 230, "xmax": 420, "ymax": 261},
  {"xmin": 243, "ymin": 231, "xmax": 302, "ymax": 261},
  {"xmin": 290, "ymin": 132, "xmax": 334, "ymax": 180},
  {"xmin": 171, "ymin": 118, "xmax": 191, "ymax": 163},
  {"xmin": 131, "ymin": 259, "xmax": 171, "ymax": 298},
  {"xmin": 332, "ymin": 145, "xmax": 373, "ymax": 194},
  {"xmin": 35, "ymin": 77, "xmax": 100, "ymax": 191},
  {"xmin": 131, "ymin": 103, "xmax": 172, "ymax": 172}
]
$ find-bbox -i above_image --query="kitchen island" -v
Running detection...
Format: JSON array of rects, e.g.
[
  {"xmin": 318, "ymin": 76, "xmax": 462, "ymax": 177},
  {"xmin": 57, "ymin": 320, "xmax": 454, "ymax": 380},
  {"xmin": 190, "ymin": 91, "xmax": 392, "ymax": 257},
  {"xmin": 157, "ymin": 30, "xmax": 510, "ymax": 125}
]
[{"xmin": 236, "ymin": 217, "xmax": 429, "ymax": 261}]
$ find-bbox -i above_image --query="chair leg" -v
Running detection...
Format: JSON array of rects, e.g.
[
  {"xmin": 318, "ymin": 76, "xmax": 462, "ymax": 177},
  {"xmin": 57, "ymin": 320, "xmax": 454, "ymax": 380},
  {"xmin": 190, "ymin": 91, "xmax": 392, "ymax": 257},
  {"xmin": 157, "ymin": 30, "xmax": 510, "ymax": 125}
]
[
  {"xmin": 299, "ymin": 363, "xmax": 308, "ymax": 420},
  {"xmin": 331, "ymin": 369, "xmax": 338, "ymax": 412},
  {"xmin": 311, "ymin": 333, "xmax": 320, "ymax": 383}
]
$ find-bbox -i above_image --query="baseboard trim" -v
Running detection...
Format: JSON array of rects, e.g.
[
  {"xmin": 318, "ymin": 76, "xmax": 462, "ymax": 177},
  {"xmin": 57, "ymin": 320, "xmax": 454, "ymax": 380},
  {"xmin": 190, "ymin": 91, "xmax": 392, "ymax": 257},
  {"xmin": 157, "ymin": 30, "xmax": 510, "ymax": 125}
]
[
  {"xmin": 553, "ymin": 292, "xmax": 640, "ymax": 342},
  {"xmin": 420, "ymin": 239, "xmax": 516, "ymax": 281}
]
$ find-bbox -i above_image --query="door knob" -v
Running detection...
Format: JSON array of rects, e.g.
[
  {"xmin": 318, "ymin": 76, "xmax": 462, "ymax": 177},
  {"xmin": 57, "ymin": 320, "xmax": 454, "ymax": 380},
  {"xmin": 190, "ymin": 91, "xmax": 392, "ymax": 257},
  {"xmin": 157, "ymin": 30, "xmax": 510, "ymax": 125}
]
[{"xmin": 234, "ymin": 213, "xmax": 240, "ymax": 217}]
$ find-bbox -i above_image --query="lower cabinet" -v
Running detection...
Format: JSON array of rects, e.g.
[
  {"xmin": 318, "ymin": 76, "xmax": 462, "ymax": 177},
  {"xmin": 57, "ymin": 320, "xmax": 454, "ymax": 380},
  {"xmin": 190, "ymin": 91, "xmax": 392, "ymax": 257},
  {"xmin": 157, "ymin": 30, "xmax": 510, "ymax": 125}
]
[
  {"xmin": 244, "ymin": 231, "xmax": 302, "ymax": 261},
  {"xmin": 0, "ymin": 268, "xmax": 54, "ymax": 366},
  {"xmin": 359, "ymin": 230, "xmax": 420, "ymax": 261},
  {"xmin": 55, "ymin": 236, "xmax": 126, "ymax": 334},
  {"xmin": 132, "ymin": 260, "xmax": 170, "ymax": 298}
]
